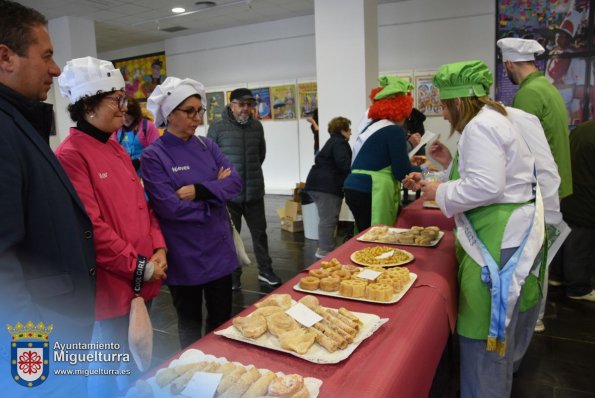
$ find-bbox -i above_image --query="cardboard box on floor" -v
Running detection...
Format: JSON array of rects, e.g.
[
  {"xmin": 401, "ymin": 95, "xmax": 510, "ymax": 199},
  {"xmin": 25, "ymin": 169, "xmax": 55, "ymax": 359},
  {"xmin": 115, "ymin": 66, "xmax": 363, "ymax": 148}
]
[{"xmin": 276, "ymin": 199, "xmax": 303, "ymax": 232}]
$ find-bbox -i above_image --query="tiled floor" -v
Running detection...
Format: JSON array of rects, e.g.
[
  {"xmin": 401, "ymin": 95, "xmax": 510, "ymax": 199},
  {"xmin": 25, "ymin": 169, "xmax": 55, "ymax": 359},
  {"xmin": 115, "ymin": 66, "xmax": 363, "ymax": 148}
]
[{"xmin": 148, "ymin": 195, "xmax": 595, "ymax": 398}]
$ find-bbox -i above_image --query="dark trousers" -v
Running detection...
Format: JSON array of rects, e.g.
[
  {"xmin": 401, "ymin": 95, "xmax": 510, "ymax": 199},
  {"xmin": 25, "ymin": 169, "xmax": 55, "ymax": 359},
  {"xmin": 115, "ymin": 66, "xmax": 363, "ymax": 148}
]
[
  {"xmin": 344, "ymin": 188, "xmax": 372, "ymax": 232},
  {"xmin": 228, "ymin": 198, "xmax": 273, "ymax": 275},
  {"xmin": 168, "ymin": 274, "xmax": 232, "ymax": 348},
  {"xmin": 551, "ymin": 222, "xmax": 595, "ymax": 296}
]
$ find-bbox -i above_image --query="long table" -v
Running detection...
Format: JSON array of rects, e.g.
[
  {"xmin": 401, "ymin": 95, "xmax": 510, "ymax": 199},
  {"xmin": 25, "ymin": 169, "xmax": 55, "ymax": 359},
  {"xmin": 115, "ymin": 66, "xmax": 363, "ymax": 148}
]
[{"xmin": 150, "ymin": 199, "xmax": 458, "ymax": 397}]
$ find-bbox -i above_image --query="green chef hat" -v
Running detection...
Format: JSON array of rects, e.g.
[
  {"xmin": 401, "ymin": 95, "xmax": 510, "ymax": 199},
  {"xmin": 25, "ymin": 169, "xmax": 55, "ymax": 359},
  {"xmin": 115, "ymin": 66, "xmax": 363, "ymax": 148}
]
[
  {"xmin": 374, "ymin": 76, "xmax": 413, "ymax": 100},
  {"xmin": 432, "ymin": 60, "xmax": 493, "ymax": 100}
]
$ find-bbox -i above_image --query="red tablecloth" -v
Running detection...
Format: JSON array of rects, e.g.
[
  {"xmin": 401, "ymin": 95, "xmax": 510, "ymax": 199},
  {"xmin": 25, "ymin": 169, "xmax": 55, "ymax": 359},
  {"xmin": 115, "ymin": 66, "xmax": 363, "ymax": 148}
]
[
  {"xmin": 149, "ymin": 204, "xmax": 458, "ymax": 398},
  {"xmin": 398, "ymin": 198, "xmax": 455, "ymax": 231}
]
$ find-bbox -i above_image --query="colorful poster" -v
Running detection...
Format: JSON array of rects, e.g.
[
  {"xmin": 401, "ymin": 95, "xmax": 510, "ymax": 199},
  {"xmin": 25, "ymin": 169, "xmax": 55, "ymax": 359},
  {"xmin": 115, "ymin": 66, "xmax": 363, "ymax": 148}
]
[
  {"xmin": 496, "ymin": 0, "xmax": 592, "ymax": 125},
  {"xmin": 297, "ymin": 82, "xmax": 318, "ymax": 118},
  {"xmin": 250, "ymin": 87, "xmax": 272, "ymax": 120},
  {"xmin": 414, "ymin": 75, "xmax": 441, "ymax": 116},
  {"xmin": 206, "ymin": 92, "xmax": 225, "ymax": 124},
  {"xmin": 113, "ymin": 52, "xmax": 166, "ymax": 101},
  {"xmin": 270, "ymin": 85, "xmax": 297, "ymax": 120}
]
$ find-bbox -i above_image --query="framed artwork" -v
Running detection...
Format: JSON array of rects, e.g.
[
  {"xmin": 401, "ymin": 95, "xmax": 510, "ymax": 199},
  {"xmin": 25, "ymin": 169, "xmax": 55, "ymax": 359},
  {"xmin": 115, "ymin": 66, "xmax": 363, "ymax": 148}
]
[
  {"xmin": 112, "ymin": 52, "xmax": 166, "ymax": 101},
  {"xmin": 496, "ymin": 0, "xmax": 593, "ymax": 126},
  {"xmin": 414, "ymin": 74, "xmax": 441, "ymax": 116},
  {"xmin": 270, "ymin": 85, "xmax": 297, "ymax": 120},
  {"xmin": 297, "ymin": 82, "xmax": 318, "ymax": 118},
  {"xmin": 206, "ymin": 92, "xmax": 226, "ymax": 124},
  {"xmin": 250, "ymin": 87, "xmax": 272, "ymax": 120}
]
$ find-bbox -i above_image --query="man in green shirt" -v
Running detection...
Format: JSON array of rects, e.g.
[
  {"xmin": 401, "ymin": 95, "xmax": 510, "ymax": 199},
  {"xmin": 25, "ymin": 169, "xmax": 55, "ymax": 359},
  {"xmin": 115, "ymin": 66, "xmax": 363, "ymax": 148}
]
[
  {"xmin": 498, "ymin": 37, "xmax": 573, "ymax": 334},
  {"xmin": 498, "ymin": 38, "xmax": 572, "ymax": 199}
]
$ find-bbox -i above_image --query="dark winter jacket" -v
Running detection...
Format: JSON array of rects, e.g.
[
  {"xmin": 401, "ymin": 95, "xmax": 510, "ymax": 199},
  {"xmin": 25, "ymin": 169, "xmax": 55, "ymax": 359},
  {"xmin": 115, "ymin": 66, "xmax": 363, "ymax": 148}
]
[
  {"xmin": 207, "ymin": 107, "xmax": 266, "ymax": 203},
  {"xmin": 305, "ymin": 134, "xmax": 352, "ymax": 197}
]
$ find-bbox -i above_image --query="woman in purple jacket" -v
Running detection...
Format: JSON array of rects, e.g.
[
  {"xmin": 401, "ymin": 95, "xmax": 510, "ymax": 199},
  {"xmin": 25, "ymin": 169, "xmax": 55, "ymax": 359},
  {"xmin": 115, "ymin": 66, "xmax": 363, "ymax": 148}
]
[{"xmin": 141, "ymin": 77, "xmax": 242, "ymax": 348}]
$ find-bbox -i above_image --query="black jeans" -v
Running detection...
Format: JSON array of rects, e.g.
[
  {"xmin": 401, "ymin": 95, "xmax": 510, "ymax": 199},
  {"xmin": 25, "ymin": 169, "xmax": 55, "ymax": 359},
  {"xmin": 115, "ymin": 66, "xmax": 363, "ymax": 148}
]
[
  {"xmin": 344, "ymin": 188, "xmax": 372, "ymax": 233},
  {"xmin": 168, "ymin": 274, "xmax": 232, "ymax": 348},
  {"xmin": 550, "ymin": 222, "xmax": 595, "ymax": 296},
  {"xmin": 228, "ymin": 198, "xmax": 273, "ymax": 275}
]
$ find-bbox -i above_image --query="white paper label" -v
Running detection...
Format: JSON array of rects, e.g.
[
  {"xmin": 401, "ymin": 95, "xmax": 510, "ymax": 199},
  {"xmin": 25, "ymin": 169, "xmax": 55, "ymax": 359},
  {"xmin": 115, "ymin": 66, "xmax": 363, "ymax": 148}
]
[
  {"xmin": 376, "ymin": 250, "xmax": 394, "ymax": 259},
  {"xmin": 181, "ymin": 371, "xmax": 223, "ymax": 398},
  {"xmin": 286, "ymin": 303, "xmax": 323, "ymax": 327},
  {"xmin": 357, "ymin": 269, "xmax": 382, "ymax": 281}
]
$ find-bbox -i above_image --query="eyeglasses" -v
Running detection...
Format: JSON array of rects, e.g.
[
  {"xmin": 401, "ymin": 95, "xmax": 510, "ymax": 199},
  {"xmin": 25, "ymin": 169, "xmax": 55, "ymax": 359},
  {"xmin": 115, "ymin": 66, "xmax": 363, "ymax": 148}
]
[
  {"xmin": 104, "ymin": 95, "xmax": 128, "ymax": 110},
  {"xmin": 231, "ymin": 100, "xmax": 255, "ymax": 108},
  {"xmin": 174, "ymin": 106, "xmax": 206, "ymax": 119}
]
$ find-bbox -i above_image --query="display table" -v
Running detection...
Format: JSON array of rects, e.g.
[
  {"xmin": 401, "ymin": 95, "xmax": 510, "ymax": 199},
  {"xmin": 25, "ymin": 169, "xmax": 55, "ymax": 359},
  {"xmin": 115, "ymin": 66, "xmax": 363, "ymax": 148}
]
[{"xmin": 148, "ymin": 200, "xmax": 458, "ymax": 397}]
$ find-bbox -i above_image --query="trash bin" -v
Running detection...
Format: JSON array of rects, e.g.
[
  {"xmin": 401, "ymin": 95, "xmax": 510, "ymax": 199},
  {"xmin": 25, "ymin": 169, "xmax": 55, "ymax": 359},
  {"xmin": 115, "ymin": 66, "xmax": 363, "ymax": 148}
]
[{"xmin": 300, "ymin": 190, "xmax": 319, "ymax": 240}]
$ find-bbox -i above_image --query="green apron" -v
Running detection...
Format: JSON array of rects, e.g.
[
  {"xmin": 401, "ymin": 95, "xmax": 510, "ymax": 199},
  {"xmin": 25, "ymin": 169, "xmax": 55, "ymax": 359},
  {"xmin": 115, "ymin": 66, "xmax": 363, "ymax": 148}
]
[
  {"xmin": 351, "ymin": 166, "xmax": 401, "ymax": 233},
  {"xmin": 450, "ymin": 153, "xmax": 543, "ymax": 346}
]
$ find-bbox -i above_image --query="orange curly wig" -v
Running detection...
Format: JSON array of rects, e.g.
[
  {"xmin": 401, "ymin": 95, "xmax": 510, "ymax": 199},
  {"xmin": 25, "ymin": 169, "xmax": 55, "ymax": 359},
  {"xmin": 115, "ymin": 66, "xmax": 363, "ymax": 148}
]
[{"xmin": 368, "ymin": 86, "xmax": 413, "ymax": 122}]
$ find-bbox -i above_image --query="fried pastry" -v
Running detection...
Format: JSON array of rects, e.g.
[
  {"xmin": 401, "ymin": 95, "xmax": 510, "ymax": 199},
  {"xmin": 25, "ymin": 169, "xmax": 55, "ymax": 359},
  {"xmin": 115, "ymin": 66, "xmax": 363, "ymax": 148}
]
[
  {"xmin": 251, "ymin": 306, "xmax": 285, "ymax": 318},
  {"xmin": 242, "ymin": 371, "xmax": 277, "ymax": 398},
  {"xmin": 218, "ymin": 367, "xmax": 261, "ymax": 398},
  {"xmin": 266, "ymin": 312, "xmax": 299, "ymax": 337},
  {"xmin": 267, "ymin": 374, "xmax": 305, "ymax": 397},
  {"xmin": 233, "ymin": 314, "xmax": 268, "ymax": 339},
  {"xmin": 279, "ymin": 328, "xmax": 317, "ymax": 354},
  {"xmin": 298, "ymin": 295, "xmax": 320, "ymax": 311},
  {"xmin": 319, "ymin": 276, "xmax": 340, "ymax": 292},
  {"xmin": 299, "ymin": 276, "xmax": 320, "ymax": 290},
  {"xmin": 255, "ymin": 294, "xmax": 292, "ymax": 310}
]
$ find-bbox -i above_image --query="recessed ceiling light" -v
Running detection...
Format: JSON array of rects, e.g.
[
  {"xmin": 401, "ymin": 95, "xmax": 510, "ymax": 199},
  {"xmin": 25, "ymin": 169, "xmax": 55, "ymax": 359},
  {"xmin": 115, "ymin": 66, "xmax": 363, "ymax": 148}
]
[{"xmin": 172, "ymin": 7, "xmax": 186, "ymax": 13}]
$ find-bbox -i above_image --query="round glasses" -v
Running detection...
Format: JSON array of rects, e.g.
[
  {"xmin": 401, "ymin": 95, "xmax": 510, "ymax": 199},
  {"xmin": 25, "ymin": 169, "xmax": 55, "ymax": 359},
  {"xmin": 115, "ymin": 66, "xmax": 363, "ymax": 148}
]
[
  {"xmin": 174, "ymin": 106, "xmax": 206, "ymax": 119},
  {"xmin": 104, "ymin": 95, "xmax": 128, "ymax": 111}
]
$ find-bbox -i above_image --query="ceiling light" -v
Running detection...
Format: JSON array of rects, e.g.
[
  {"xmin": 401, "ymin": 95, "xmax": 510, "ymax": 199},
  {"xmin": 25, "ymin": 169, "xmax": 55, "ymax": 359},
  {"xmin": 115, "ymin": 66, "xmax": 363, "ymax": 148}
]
[{"xmin": 172, "ymin": 7, "xmax": 186, "ymax": 13}]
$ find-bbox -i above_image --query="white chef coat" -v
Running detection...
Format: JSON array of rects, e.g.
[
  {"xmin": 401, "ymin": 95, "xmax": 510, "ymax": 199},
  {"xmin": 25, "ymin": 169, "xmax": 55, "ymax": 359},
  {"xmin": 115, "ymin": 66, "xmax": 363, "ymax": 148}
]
[
  {"xmin": 435, "ymin": 106, "xmax": 537, "ymax": 249},
  {"xmin": 506, "ymin": 107, "xmax": 562, "ymax": 224}
]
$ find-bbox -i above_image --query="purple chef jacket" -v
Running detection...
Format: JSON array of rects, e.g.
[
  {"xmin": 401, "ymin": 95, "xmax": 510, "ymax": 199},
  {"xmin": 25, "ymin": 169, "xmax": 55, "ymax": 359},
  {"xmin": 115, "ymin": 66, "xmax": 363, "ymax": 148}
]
[{"xmin": 140, "ymin": 131, "xmax": 242, "ymax": 285}]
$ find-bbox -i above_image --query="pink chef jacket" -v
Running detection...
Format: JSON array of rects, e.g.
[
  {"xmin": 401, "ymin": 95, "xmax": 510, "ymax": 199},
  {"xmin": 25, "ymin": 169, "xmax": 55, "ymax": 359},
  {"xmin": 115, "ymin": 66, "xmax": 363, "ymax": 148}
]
[{"xmin": 56, "ymin": 128, "xmax": 166, "ymax": 320}]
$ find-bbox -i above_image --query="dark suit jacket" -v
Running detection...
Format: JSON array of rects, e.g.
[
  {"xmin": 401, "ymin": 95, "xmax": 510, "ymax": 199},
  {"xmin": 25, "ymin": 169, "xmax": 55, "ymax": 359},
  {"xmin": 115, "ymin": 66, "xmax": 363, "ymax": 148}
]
[{"xmin": 0, "ymin": 95, "xmax": 96, "ymax": 343}]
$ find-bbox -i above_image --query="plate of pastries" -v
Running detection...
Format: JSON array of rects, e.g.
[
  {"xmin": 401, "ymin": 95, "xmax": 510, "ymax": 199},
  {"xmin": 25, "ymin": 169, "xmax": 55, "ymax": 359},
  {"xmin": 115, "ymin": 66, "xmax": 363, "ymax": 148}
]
[
  {"xmin": 423, "ymin": 200, "xmax": 440, "ymax": 209},
  {"xmin": 350, "ymin": 245, "xmax": 414, "ymax": 267},
  {"xmin": 357, "ymin": 225, "xmax": 443, "ymax": 247},
  {"xmin": 126, "ymin": 348, "xmax": 323, "ymax": 398},
  {"xmin": 215, "ymin": 294, "xmax": 387, "ymax": 364},
  {"xmin": 294, "ymin": 258, "xmax": 416, "ymax": 304}
]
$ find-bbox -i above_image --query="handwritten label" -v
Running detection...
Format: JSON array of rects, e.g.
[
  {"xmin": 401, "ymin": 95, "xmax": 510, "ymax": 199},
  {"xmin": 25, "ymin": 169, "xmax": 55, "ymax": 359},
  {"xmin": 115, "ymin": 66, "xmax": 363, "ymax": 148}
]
[
  {"xmin": 286, "ymin": 303, "xmax": 323, "ymax": 327},
  {"xmin": 181, "ymin": 371, "xmax": 222, "ymax": 398},
  {"xmin": 357, "ymin": 269, "xmax": 382, "ymax": 281}
]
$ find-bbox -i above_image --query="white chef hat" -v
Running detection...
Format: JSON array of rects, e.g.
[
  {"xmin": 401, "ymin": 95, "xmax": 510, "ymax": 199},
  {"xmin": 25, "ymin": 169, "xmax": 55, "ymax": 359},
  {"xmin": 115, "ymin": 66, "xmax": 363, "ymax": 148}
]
[
  {"xmin": 58, "ymin": 56, "xmax": 125, "ymax": 104},
  {"xmin": 147, "ymin": 76, "xmax": 206, "ymax": 127},
  {"xmin": 497, "ymin": 38, "xmax": 545, "ymax": 62}
]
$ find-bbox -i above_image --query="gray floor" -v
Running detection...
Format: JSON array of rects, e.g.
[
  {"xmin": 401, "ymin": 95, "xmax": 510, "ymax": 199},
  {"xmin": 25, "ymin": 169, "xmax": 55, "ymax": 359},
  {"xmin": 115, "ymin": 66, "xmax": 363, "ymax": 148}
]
[{"xmin": 148, "ymin": 195, "xmax": 595, "ymax": 398}]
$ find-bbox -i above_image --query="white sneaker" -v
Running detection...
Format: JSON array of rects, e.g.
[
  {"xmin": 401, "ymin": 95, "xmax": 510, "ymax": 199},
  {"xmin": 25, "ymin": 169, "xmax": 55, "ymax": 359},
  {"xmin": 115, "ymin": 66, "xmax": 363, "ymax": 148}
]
[
  {"xmin": 315, "ymin": 249, "xmax": 329, "ymax": 259},
  {"xmin": 568, "ymin": 290, "xmax": 595, "ymax": 302},
  {"xmin": 534, "ymin": 320, "xmax": 545, "ymax": 333}
]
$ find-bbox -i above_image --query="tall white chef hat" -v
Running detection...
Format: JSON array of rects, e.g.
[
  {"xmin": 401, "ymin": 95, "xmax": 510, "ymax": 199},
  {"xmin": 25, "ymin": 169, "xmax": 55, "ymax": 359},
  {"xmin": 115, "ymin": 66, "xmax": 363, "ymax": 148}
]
[
  {"xmin": 58, "ymin": 56, "xmax": 125, "ymax": 104},
  {"xmin": 496, "ymin": 38, "xmax": 545, "ymax": 62},
  {"xmin": 147, "ymin": 77, "xmax": 206, "ymax": 127}
]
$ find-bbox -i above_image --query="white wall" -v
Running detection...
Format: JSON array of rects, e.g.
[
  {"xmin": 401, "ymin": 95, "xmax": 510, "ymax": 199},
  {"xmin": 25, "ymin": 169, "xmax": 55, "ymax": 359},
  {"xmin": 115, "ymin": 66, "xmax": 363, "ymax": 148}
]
[{"xmin": 98, "ymin": 0, "xmax": 496, "ymax": 193}]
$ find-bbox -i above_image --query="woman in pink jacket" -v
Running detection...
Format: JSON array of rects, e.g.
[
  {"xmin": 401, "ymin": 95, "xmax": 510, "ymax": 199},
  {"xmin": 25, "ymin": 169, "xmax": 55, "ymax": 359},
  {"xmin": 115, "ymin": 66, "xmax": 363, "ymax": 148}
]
[{"xmin": 55, "ymin": 57, "xmax": 167, "ymax": 398}]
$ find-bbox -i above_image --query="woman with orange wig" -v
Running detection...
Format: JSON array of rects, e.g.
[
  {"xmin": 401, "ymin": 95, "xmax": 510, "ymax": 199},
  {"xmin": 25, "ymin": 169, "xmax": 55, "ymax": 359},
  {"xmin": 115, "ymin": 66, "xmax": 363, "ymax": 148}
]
[{"xmin": 344, "ymin": 76, "xmax": 420, "ymax": 232}]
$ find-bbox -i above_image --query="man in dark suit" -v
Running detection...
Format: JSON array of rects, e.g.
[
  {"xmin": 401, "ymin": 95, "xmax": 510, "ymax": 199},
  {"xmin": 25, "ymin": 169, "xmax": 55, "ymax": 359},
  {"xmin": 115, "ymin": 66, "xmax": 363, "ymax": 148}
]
[{"xmin": 0, "ymin": 1, "xmax": 96, "ymax": 396}]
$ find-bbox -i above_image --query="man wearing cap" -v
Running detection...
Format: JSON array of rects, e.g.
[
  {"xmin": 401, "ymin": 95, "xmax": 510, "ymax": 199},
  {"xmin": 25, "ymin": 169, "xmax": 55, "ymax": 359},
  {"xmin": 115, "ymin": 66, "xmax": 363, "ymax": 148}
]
[
  {"xmin": 497, "ymin": 37, "xmax": 572, "ymax": 199},
  {"xmin": 0, "ymin": 1, "xmax": 96, "ymax": 395},
  {"xmin": 208, "ymin": 88, "xmax": 281, "ymax": 289},
  {"xmin": 498, "ymin": 37, "xmax": 573, "ymax": 333}
]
